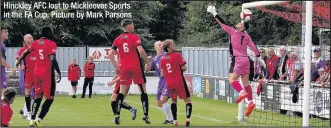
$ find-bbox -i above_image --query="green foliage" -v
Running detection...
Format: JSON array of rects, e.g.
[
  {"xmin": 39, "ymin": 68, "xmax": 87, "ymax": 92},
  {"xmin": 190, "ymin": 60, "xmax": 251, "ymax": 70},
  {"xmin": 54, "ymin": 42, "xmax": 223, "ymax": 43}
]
[
  {"xmin": 178, "ymin": 1, "xmax": 321, "ymax": 47},
  {"xmin": 1, "ymin": 1, "xmax": 324, "ymax": 48}
]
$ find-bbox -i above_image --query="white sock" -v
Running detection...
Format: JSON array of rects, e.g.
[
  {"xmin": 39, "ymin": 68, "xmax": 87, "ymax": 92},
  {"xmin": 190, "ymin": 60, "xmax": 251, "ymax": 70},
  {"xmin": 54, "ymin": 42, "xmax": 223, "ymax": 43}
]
[
  {"xmin": 161, "ymin": 105, "xmax": 167, "ymax": 119},
  {"xmin": 23, "ymin": 103, "xmax": 28, "ymax": 116},
  {"xmin": 162, "ymin": 102, "xmax": 173, "ymax": 121}
]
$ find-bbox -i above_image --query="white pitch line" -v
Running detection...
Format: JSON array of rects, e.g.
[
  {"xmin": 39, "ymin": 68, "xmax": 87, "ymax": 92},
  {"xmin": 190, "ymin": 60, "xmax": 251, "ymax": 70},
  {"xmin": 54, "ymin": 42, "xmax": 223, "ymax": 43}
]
[{"xmin": 126, "ymin": 100, "xmax": 230, "ymax": 123}]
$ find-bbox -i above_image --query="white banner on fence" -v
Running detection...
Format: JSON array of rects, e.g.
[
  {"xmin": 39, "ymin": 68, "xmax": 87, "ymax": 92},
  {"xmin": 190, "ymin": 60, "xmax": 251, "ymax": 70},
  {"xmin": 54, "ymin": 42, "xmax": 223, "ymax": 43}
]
[
  {"xmin": 250, "ymin": 82, "xmax": 262, "ymax": 110},
  {"xmin": 89, "ymin": 47, "xmax": 118, "ymax": 62},
  {"xmin": 279, "ymin": 86, "xmax": 330, "ymax": 119},
  {"xmin": 57, "ymin": 77, "xmax": 159, "ymax": 95}
]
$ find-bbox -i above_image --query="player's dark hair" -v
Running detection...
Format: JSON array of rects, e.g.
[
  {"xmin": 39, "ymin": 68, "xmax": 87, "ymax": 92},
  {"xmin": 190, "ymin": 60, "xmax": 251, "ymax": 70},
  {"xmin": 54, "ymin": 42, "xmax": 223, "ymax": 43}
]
[
  {"xmin": 244, "ymin": 22, "xmax": 249, "ymax": 30},
  {"xmin": 41, "ymin": 27, "xmax": 53, "ymax": 39},
  {"xmin": 121, "ymin": 19, "xmax": 133, "ymax": 28},
  {"xmin": 3, "ymin": 87, "xmax": 17, "ymax": 102},
  {"xmin": 1, "ymin": 27, "xmax": 7, "ymax": 31}
]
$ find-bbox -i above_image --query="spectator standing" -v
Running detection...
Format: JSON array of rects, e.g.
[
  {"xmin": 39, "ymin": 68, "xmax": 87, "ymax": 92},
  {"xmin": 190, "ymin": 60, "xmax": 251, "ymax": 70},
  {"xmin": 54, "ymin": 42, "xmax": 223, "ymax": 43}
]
[
  {"xmin": 277, "ymin": 46, "xmax": 289, "ymax": 80},
  {"xmin": 311, "ymin": 47, "xmax": 325, "ymax": 81},
  {"xmin": 82, "ymin": 56, "xmax": 95, "ymax": 98},
  {"xmin": 253, "ymin": 48, "xmax": 267, "ymax": 80},
  {"xmin": 265, "ymin": 48, "xmax": 279, "ymax": 80},
  {"xmin": 317, "ymin": 60, "xmax": 330, "ymax": 86},
  {"xmin": 68, "ymin": 58, "xmax": 81, "ymax": 98},
  {"xmin": 279, "ymin": 52, "xmax": 302, "ymax": 82}
]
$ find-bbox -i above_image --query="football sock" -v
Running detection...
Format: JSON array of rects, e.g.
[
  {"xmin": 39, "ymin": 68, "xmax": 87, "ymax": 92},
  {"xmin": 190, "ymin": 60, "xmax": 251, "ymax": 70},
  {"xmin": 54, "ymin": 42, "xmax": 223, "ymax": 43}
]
[
  {"xmin": 115, "ymin": 93, "xmax": 124, "ymax": 115},
  {"xmin": 244, "ymin": 85, "xmax": 253, "ymax": 101},
  {"xmin": 232, "ymin": 81, "xmax": 243, "ymax": 93},
  {"xmin": 141, "ymin": 93, "xmax": 149, "ymax": 116},
  {"xmin": 171, "ymin": 103, "xmax": 177, "ymax": 121},
  {"xmin": 121, "ymin": 102, "xmax": 132, "ymax": 110},
  {"xmin": 38, "ymin": 99, "xmax": 54, "ymax": 120},
  {"xmin": 25, "ymin": 95, "xmax": 31, "ymax": 112},
  {"xmin": 186, "ymin": 103, "xmax": 192, "ymax": 119},
  {"xmin": 31, "ymin": 98, "xmax": 42, "ymax": 120},
  {"xmin": 163, "ymin": 102, "xmax": 173, "ymax": 121},
  {"xmin": 111, "ymin": 101, "xmax": 117, "ymax": 115},
  {"xmin": 23, "ymin": 103, "xmax": 28, "ymax": 116}
]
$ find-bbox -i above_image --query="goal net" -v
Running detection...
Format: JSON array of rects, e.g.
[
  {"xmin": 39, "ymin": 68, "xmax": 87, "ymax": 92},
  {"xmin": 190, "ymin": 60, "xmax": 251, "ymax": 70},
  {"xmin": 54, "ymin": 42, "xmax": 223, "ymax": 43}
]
[{"xmin": 241, "ymin": 1, "xmax": 330, "ymax": 127}]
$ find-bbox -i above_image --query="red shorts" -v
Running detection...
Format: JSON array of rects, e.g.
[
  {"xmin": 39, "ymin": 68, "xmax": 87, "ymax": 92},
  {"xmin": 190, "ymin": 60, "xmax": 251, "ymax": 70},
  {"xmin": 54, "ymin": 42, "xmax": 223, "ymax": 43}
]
[
  {"xmin": 168, "ymin": 83, "xmax": 190, "ymax": 99},
  {"xmin": 113, "ymin": 82, "xmax": 120, "ymax": 94},
  {"xmin": 25, "ymin": 68, "xmax": 34, "ymax": 89},
  {"xmin": 120, "ymin": 68, "xmax": 146, "ymax": 85},
  {"xmin": 33, "ymin": 68, "xmax": 56, "ymax": 99}
]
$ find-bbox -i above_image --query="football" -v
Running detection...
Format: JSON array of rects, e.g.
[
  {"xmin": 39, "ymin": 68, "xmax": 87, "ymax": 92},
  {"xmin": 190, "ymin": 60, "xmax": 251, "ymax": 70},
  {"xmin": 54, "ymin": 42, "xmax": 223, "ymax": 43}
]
[{"xmin": 240, "ymin": 9, "xmax": 253, "ymax": 22}]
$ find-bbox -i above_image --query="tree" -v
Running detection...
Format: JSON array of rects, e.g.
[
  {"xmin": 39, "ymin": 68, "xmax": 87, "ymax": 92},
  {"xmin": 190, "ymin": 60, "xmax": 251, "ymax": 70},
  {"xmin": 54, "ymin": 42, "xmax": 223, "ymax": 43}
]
[
  {"xmin": 148, "ymin": 1, "xmax": 186, "ymax": 41},
  {"xmin": 1, "ymin": 1, "xmax": 162, "ymax": 49}
]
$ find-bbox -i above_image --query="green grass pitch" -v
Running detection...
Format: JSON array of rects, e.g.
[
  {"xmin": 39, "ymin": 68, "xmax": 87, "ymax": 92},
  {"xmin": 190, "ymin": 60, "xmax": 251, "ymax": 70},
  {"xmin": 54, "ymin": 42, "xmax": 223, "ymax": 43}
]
[{"xmin": 8, "ymin": 95, "xmax": 329, "ymax": 126}]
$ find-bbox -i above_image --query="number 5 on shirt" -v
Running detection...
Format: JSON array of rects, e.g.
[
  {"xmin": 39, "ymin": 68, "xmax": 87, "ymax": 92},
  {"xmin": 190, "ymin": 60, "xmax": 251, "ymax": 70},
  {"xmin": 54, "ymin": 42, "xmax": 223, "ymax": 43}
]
[{"xmin": 39, "ymin": 49, "xmax": 44, "ymax": 59}]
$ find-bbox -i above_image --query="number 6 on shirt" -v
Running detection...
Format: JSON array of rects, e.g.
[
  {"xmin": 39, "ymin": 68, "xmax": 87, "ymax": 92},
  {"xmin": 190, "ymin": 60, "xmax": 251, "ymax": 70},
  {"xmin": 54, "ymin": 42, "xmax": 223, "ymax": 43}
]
[{"xmin": 123, "ymin": 43, "xmax": 129, "ymax": 52}]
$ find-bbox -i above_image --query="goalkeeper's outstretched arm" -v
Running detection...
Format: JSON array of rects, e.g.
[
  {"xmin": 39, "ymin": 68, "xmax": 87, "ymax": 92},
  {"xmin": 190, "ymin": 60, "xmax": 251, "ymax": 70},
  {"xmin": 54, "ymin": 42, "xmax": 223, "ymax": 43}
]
[{"xmin": 207, "ymin": 5, "xmax": 235, "ymax": 34}]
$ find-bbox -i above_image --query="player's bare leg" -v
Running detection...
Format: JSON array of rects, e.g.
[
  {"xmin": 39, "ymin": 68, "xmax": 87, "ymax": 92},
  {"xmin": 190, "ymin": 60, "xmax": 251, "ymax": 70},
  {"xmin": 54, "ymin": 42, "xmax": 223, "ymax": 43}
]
[
  {"xmin": 240, "ymin": 74, "xmax": 255, "ymax": 117},
  {"xmin": 159, "ymin": 95, "xmax": 173, "ymax": 124},
  {"xmin": 114, "ymin": 84, "xmax": 130, "ymax": 125},
  {"xmin": 138, "ymin": 84, "xmax": 151, "ymax": 124},
  {"xmin": 183, "ymin": 98, "xmax": 192, "ymax": 127},
  {"xmin": 170, "ymin": 96, "xmax": 178, "ymax": 126}
]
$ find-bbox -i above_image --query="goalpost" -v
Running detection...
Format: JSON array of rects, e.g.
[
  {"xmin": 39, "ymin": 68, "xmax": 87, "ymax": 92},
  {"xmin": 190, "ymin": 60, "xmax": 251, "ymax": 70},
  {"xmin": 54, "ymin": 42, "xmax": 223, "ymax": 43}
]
[{"xmin": 241, "ymin": 1, "xmax": 313, "ymax": 127}]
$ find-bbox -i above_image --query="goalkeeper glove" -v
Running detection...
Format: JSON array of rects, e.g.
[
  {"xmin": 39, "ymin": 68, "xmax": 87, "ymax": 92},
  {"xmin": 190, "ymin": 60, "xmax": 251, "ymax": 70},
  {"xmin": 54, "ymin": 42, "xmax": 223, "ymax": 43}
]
[{"xmin": 207, "ymin": 5, "xmax": 217, "ymax": 17}]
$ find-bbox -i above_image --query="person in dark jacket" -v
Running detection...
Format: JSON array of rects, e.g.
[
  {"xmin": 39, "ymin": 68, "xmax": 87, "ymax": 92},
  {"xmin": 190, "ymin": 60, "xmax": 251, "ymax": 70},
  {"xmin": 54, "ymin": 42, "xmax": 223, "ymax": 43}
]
[{"xmin": 277, "ymin": 46, "xmax": 289, "ymax": 80}]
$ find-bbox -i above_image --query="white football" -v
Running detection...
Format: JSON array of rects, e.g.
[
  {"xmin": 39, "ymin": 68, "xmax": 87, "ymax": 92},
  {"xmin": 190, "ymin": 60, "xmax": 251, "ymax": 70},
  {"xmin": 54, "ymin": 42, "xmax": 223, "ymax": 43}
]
[{"xmin": 240, "ymin": 9, "xmax": 253, "ymax": 22}]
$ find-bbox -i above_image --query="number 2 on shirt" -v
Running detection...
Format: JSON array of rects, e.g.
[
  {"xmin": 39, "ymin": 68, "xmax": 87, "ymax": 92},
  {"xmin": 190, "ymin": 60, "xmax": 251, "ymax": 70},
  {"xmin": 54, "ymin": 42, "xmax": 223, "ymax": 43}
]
[
  {"xmin": 166, "ymin": 63, "xmax": 172, "ymax": 73},
  {"xmin": 123, "ymin": 43, "xmax": 129, "ymax": 52},
  {"xmin": 39, "ymin": 49, "xmax": 44, "ymax": 60}
]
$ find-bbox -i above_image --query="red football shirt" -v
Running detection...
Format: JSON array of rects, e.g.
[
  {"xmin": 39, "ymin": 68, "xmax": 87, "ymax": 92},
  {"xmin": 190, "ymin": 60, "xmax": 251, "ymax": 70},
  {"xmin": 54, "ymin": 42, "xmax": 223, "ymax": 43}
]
[
  {"xmin": 1, "ymin": 100, "xmax": 13, "ymax": 127},
  {"xmin": 68, "ymin": 64, "xmax": 81, "ymax": 81},
  {"xmin": 17, "ymin": 46, "xmax": 37, "ymax": 70},
  {"xmin": 84, "ymin": 62, "xmax": 95, "ymax": 78},
  {"xmin": 160, "ymin": 52, "xmax": 186, "ymax": 89},
  {"xmin": 112, "ymin": 32, "xmax": 141, "ymax": 70},
  {"xmin": 28, "ymin": 38, "xmax": 57, "ymax": 69}
]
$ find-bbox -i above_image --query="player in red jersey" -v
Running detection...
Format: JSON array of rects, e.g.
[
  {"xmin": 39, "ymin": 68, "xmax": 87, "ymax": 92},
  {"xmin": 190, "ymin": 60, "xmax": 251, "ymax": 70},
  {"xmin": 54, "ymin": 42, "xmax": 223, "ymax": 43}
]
[
  {"xmin": 108, "ymin": 51, "xmax": 137, "ymax": 121},
  {"xmin": 16, "ymin": 27, "xmax": 61, "ymax": 127},
  {"xmin": 160, "ymin": 39, "xmax": 192, "ymax": 127},
  {"xmin": 1, "ymin": 87, "xmax": 17, "ymax": 127},
  {"xmin": 109, "ymin": 19, "xmax": 151, "ymax": 125},
  {"xmin": 16, "ymin": 34, "xmax": 36, "ymax": 120}
]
